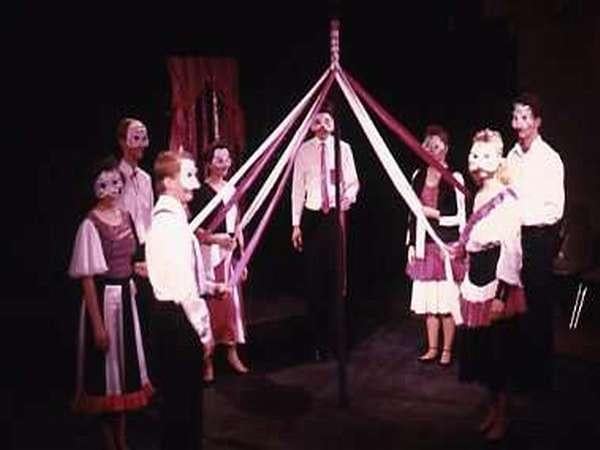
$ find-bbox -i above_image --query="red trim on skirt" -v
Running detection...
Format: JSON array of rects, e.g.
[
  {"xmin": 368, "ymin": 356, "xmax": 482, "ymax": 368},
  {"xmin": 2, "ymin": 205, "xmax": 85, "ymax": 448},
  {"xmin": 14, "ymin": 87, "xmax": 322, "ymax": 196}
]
[
  {"xmin": 460, "ymin": 287, "xmax": 526, "ymax": 328},
  {"xmin": 72, "ymin": 382, "xmax": 154, "ymax": 415}
]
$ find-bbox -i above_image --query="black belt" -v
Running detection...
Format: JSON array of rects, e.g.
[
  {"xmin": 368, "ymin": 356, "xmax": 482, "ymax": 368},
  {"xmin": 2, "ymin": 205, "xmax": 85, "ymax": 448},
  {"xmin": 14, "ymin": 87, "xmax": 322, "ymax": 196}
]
[{"xmin": 522, "ymin": 222, "xmax": 560, "ymax": 236}]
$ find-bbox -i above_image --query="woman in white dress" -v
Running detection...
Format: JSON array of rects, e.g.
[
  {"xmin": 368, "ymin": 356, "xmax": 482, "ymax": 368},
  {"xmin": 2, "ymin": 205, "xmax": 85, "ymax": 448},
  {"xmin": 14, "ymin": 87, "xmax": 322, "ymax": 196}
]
[{"xmin": 406, "ymin": 125, "xmax": 466, "ymax": 366}]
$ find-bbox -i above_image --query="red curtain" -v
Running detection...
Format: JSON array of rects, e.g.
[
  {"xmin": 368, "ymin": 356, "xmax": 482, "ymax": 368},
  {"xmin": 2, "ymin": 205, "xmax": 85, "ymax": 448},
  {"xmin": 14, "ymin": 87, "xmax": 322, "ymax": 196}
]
[{"xmin": 167, "ymin": 57, "xmax": 246, "ymax": 162}]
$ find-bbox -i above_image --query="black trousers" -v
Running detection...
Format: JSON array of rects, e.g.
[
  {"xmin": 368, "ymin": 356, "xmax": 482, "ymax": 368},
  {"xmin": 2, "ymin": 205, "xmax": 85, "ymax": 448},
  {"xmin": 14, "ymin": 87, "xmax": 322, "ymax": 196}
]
[
  {"xmin": 151, "ymin": 301, "xmax": 205, "ymax": 450},
  {"xmin": 302, "ymin": 208, "xmax": 344, "ymax": 352},
  {"xmin": 519, "ymin": 223, "xmax": 561, "ymax": 391}
]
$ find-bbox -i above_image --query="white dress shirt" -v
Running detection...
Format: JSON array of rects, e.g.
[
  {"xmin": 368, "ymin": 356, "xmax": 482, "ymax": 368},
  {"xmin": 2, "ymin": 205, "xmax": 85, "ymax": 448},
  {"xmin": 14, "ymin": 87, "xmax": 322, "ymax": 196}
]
[
  {"xmin": 145, "ymin": 195, "xmax": 213, "ymax": 344},
  {"xmin": 506, "ymin": 135, "xmax": 565, "ymax": 226},
  {"xmin": 291, "ymin": 135, "xmax": 360, "ymax": 226},
  {"xmin": 118, "ymin": 159, "xmax": 154, "ymax": 243}
]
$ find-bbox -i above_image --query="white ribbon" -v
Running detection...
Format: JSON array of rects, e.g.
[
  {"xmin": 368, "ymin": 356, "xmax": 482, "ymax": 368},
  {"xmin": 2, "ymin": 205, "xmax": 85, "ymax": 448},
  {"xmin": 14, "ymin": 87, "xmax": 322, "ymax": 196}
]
[
  {"xmin": 335, "ymin": 69, "xmax": 455, "ymax": 285},
  {"xmin": 189, "ymin": 68, "xmax": 332, "ymax": 232}
]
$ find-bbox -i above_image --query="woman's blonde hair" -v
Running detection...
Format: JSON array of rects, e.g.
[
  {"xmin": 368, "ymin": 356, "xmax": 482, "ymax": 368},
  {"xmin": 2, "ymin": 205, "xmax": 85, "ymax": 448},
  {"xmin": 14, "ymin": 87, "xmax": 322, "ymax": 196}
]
[{"xmin": 471, "ymin": 128, "xmax": 511, "ymax": 185}]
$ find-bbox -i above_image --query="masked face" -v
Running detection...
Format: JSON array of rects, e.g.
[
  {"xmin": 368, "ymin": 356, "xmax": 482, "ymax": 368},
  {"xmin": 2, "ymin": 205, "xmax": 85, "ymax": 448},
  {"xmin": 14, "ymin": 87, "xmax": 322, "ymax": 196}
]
[
  {"xmin": 423, "ymin": 134, "xmax": 447, "ymax": 163},
  {"xmin": 126, "ymin": 122, "xmax": 149, "ymax": 149},
  {"xmin": 179, "ymin": 158, "xmax": 200, "ymax": 192},
  {"xmin": 94, "ymin": 169, "xmax": 124, "ymax": 200},
  {"xmin": 511, "ymin": 103, "xmax": 540, "ymax": 146},
  {"xmin": 211, "ymin": 147, "xmax": 232, "ymax": 177},
  {"xmin": 310, "ymin": 112, "xmax": 335, "ymax": 138},
  {"xmin": 468, "ymin": 140, "xmax": 503, "ymax": 184}
]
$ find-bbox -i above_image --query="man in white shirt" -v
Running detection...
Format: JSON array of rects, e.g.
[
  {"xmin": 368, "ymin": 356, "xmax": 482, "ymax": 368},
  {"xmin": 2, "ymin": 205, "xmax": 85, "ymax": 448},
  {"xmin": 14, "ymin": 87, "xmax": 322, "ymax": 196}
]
[
  {"xmin": 507, "ymin": 92, "xmax": 565, "ymax": 391},
  {"xmin": 116, "ymin": 118, "xmax": 155, "ymax": 338},
  {"xmin": 291, "ymin": 111, "xmax": 359, "ymax": 361},
  {"xmin": 116, "ymin": 118, "xmax": 154, "ymax": 244},
  {"xmin": 146, "ymin": 151, "xmax": 224, "ymax": 450}
]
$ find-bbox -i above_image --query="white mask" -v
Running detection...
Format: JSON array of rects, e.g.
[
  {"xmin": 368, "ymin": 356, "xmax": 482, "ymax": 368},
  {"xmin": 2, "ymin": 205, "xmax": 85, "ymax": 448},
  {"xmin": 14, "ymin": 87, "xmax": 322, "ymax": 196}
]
[
  {"xmin": 126, "ymin": 123, "xmax": 149, "ymax": 149},
  {"xmin": 468, "ymin": 130, "xmax": 504, "ymax": 177},
  {"xmin": 211, "ymin": 148, "xmax": 232, "ymax": 171},
  {"xmin": 310, "ymin": 112, "xmax": 335, "ymax": 134},
  {"xmin": 423, "ymin": 135, "xmax": 447, "ymax": 162},
  {"xmin": 94, "ymin": 170, "xmax": 124, "ymax": 199},
  {"xmin": 179, "ymin": 158, "xmax": 200, "ymax": 191}
]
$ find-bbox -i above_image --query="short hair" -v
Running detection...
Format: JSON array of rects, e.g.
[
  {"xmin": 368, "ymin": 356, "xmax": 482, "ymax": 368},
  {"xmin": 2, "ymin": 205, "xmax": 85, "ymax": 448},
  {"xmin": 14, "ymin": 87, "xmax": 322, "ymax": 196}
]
[
  {"xmin": 116, "ymin": 117, "xmax": 144, "ymax": 150},
  {"xmin": 153, "ymin": 151, "xmax": 181, "ymax": 194},
  {"xmin": 513, "ymin": 92, "xmax": 542, "ymax": 118},
  {"xmin": 424, "ymin": 124, "xmax": 450, "ymax": 148},
  {"xmin": 203, "ymin": 141, "xmax": 232, "ymax": 178},
  {"xmin": 204, "ymin": 140, "xmax": 230, "ymax": 164}
]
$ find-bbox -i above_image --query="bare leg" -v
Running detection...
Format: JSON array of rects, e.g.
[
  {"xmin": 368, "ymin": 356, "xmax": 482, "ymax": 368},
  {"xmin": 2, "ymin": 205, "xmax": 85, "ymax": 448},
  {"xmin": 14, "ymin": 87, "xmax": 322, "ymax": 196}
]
[
  {"xmin": 227, "ymin": 344, "xmax": 249, "ymax": 373},
  {"xmin": 478, "ymin": 392, "xmax": 498, "ymax": 432},
  {"xmin": 440, "ymin": 315, "xmax": 456, "ymax": 365},
  {"xmin": 203, "ymin": 353, "xmax": 214, "ymax": 382},
  {"xmin": 114, "ymin": 413, "xmax": 126, "ymax": 450},
  {"xmin": 418, "ymin": 315, "xmax": 440, "ymax": 360},
  {"xmin": 101, "ymin": 415, "xmax": 118, "ymax": 450},
  {"xmin": 485, "ymin": 391, "xmax": 508, "ymax": 441}
]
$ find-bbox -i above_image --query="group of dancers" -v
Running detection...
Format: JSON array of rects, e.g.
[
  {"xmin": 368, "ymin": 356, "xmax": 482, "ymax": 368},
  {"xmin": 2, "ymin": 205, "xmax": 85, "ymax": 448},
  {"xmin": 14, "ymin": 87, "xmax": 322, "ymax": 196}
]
[
  {"xmin": 68, "ymin": 90, "xmax": 564, "ymax": 448},
  {"xmin": 406, "ymin": 92, "xmax": 564, "ymax": 441},
  {"xmin": 68, "ymin": 119, "xmax": 247, "ymax": 449}
]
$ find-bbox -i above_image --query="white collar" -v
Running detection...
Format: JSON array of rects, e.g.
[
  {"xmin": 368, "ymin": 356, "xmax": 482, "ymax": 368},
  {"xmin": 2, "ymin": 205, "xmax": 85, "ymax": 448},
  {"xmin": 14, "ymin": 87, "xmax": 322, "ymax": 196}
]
[
  {"xmin": 154, "ymin": 194, "xmax": 187, "ymax": 220},
  {"xmin": 119, "ymin": 158, "xmax": 138, "ymax": 177},
  {"xmin": 514, "ymin": 135, "xmax": 542, "ymax": 157}
]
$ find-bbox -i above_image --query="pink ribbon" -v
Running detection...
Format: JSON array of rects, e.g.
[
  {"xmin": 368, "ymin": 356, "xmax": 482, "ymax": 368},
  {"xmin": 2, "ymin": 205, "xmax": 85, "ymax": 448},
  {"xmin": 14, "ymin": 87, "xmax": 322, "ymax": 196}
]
[{"xmin": 230, "ymin": 73, "xmax": 336, "ymax": 286}]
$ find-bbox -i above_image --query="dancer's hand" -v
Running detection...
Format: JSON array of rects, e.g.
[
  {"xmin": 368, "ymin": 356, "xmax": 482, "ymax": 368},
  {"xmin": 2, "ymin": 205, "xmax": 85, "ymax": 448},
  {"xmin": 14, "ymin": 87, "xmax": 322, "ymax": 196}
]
[
  {"xmin": 214, "ymin": 234, "xmax": 237, "ymax": 251},
  {"xmin": 341, "ymin": 196, "xmax": 352, "ymax": 211},
  {"xmin": 490, "ymin": 299, "xmax": 505, "ymax": 322},
  {"xmin": 292, "ymin": 226, "xmax": 303, "ymax": 252},
  {"xmin": 215, "ymin": 283, "xmax": 231, "ymax": 297},
  {"xmin": 448, "ymin": 242, "xmax": 465, "ymax": 260},
  {"xmin": 423, "ymin": 206, "xmax": 440, "ymax": 219},
  {"xmin": 93, "ymin": 325, "xmax": 110, "ymax": 352},
  {"xmin": 133, "ymin": 262, "xmax": 148, "ymax": 278}
]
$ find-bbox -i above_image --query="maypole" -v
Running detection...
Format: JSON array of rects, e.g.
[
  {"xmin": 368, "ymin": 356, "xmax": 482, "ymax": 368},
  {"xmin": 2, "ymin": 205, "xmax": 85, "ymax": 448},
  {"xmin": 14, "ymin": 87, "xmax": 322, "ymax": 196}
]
[{"xmin": 330, "ymin": 17, "xmax": 349, "ymax": 408}]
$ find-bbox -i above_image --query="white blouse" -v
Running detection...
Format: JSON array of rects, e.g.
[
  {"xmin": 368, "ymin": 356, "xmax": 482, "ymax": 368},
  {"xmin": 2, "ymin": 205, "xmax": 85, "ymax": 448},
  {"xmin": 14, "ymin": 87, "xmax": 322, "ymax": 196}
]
[{"xmin": 68, "ymin": 218, "xmax": 108, "ymax": 278}]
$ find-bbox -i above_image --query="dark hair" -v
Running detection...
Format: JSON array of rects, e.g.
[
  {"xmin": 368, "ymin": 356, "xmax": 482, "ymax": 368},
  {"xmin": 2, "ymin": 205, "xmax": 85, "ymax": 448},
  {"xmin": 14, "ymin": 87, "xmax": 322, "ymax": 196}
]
[
  {"xmin": 80, "ymin": 155, "xmax": 122, "ymax": 211},
  {"xmin": 90, "ymin": 155, "xmax": 120, "ymax": 184},
  {"xmin": 513, "ymin": 92, "xmax": 542, "ymax": 118},
  {"xmin": 424, "ymin": 124, "xmax": 450, "ymax": 147},
  {"xmin": 203, "ymin": 141, "xmax": 232, "ymax": 178},
  {"xmin": 116, "ymin": 117, "xmax": 145, "ymax": 152}
]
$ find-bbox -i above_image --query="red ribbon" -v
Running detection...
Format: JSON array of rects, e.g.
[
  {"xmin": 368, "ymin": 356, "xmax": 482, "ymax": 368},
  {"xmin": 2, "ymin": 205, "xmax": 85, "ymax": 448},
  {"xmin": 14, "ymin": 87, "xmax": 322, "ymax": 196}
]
[{"xmin": 342, "ymin": 70, "xmax": 469, "ymax": 197}]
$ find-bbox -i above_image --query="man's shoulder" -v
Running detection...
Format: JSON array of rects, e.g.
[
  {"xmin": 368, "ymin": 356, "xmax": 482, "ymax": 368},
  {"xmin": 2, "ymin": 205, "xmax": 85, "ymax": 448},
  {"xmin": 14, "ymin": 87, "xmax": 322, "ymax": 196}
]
[
  {"xmin": 137, "ymin": 166, "xmax": 152, "ymax": 181},
  {"xmin": 537, "ymin": 137, "xmax": 562, "ymax": 161}
]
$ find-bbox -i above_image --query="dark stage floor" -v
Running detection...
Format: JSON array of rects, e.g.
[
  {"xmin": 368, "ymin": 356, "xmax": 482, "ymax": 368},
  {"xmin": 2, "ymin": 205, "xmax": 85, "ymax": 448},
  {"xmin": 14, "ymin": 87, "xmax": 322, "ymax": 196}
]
[{"xmin": 5, "ymin": 282, "xmax": 600, "ymax": 450}]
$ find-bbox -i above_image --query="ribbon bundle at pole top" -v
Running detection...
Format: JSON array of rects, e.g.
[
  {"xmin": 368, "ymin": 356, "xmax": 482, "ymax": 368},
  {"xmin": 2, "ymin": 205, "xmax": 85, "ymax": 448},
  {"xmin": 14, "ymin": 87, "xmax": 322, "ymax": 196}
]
[{"xmin": 186, "ymin": 21, "xmax": 471, "ymax": 292}]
